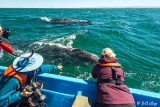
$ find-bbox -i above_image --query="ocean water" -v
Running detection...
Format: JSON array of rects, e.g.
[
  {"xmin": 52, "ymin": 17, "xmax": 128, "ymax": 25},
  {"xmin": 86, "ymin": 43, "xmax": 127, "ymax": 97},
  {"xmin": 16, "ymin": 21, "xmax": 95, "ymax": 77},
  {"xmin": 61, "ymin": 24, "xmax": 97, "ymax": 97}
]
[{"xmin": 0, "ymin": 8, "xmax": 160, "ymax": 93}]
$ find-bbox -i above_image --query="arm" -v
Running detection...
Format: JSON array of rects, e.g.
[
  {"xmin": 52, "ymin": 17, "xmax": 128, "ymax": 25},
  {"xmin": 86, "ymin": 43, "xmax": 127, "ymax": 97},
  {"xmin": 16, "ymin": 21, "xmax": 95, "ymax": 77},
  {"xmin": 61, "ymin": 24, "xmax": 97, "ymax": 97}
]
[
  {"xmin": 0, "ymin": 78, "xmax": 22, "ymax": 106},
  {"xmin": 0, "ymin": 91, "xmax": 22, "ymax": 107},
  {"xmin": 37, "ymin": 64, "xmax": 63, "ymax": 73},
  {"xmin": 0, "ymin": 88, "xmax": 33, "ymax": 107},
  {"xmin": 121, "ymin": 67, "xmax": 126, "ymax": 78},
  {"xmin": 91, "ymin": 65, "xmax": 98, "ymax": 78}
]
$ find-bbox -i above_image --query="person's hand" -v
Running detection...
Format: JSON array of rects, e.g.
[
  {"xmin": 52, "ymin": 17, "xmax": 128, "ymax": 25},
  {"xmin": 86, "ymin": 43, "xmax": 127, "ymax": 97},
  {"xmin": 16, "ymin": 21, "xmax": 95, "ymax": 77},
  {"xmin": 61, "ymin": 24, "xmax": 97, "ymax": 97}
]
[
  {"xmin": 21, "ymin": 86, "xmax": 33, "ymax": 97},
  {"xmin": 58, "ymin": 65, "xmax": 63, "ymax": 70},
  {"xmin": 0, "ymin": 26, "xmax": 3, "ymax": 36},
  {"xmin": 28, "ymin": 97, "xmax": 36, "ymax": 107}
]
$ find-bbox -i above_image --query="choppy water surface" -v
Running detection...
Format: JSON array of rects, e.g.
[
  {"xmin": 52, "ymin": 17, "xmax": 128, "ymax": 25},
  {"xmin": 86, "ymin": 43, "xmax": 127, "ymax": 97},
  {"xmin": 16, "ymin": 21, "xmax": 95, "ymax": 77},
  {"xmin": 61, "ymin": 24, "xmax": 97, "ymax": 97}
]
[{"xmin": 0, "ymin": 8, "xmax": 160, "ymax": 93}]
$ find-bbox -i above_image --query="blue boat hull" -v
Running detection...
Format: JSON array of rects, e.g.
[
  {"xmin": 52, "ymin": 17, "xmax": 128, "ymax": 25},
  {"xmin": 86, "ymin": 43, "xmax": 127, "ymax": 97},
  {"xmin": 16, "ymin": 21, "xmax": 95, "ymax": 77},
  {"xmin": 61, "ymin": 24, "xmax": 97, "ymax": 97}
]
[{"xmin": 0, "ymin": 66, "xmax": 160, "ymax": 107}]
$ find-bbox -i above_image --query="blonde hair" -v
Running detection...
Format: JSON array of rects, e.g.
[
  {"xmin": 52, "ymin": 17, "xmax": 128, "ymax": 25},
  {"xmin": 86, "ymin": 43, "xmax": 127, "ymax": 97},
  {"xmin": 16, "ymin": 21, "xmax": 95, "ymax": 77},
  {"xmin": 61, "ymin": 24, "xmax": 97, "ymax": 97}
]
[{"xmin": 101, "ymin": 48, "xmax": 116, "ymax": 58}]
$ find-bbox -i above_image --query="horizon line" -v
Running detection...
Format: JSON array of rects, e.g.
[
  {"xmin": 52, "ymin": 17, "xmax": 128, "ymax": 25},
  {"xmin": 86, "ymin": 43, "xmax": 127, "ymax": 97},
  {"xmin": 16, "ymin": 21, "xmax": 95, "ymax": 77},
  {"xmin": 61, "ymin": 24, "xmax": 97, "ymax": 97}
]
[{"xmin": 0, "ymin": 6, "xmax": 160, "ymax": 9}]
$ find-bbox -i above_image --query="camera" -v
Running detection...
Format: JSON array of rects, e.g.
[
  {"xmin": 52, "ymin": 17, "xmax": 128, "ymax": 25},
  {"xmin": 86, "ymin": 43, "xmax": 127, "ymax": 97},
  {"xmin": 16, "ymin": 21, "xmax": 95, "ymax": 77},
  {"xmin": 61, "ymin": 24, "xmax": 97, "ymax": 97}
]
[
  {"xmin": 2, "ymin": 28, "xmax": 10, "ymax": 39},
  {"xmin": 26, "ymin": 81, "xmax": 46, "ymax": 106}
]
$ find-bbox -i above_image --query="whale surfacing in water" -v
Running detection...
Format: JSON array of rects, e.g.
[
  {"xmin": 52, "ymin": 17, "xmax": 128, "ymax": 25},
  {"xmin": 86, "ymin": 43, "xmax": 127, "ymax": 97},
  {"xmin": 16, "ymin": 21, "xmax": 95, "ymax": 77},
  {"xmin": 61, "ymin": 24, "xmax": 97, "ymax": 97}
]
[
  {"xmin": 43, "ymin": 18, "xmax": 92, "ymax": 24},
  {"xmin": 40, "ymin": 17, "xmax": 92, "ymax": 25},
  {"xmin": 36, "ymin": 45, "xmax": 99, "ymax": 65},
  {"xmin": 51, "ymin": 18, "xmax": 91, "ymax": 24}
]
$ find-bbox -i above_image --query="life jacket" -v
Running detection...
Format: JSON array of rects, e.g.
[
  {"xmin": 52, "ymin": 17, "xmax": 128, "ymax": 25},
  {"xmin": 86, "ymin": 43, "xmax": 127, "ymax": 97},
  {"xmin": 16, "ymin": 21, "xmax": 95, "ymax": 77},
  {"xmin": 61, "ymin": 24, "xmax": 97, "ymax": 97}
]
[
  {"xmin": 98, "ymin": 62, "xmax": 125, "ymax": 85},
  {"xmin": 3, "ymin": 65, "xmax": 28, "ymax": 85},
  {"xmin": 98, "ymin": 62, "xmax": 121, "ymax": 67}
]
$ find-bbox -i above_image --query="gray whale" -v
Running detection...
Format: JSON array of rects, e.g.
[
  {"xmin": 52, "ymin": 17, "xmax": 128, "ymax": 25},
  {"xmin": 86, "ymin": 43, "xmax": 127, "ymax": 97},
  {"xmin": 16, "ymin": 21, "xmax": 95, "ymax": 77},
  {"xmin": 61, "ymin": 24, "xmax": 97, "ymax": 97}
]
[
  {"xmin": 50, "ymin": 18, "xmax": 91, "ymax": 24},
  {"xmin": 35, "ymin": 45, "xmax": 99, "ymax": 65}
]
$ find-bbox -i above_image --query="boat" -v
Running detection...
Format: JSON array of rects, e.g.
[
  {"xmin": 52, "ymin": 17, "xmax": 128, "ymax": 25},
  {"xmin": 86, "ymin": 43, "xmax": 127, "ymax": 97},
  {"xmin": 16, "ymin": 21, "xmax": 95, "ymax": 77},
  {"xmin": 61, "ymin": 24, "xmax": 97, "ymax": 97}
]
[{"xmin": 0, "ymin": 66, "xmax": 160, "ymax": 107}]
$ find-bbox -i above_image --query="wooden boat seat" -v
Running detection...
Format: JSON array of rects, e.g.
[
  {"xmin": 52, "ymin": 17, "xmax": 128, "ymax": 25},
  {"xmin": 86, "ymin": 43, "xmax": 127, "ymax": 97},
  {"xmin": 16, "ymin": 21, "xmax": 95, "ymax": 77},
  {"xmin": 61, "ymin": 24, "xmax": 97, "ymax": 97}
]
[{"xmin": 72, "ymin": 95, "xmax": 92, "ymax": 107}]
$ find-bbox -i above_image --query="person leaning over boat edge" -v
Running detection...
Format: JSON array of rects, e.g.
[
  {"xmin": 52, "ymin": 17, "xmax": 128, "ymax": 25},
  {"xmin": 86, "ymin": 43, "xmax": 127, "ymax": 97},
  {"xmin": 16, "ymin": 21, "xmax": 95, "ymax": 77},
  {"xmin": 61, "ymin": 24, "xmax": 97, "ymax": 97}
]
[
  {"xmin": 91, "ymin": 48, "xmax": 135, "ymax": 107},
  {"xmin": 0, "ymin": 26, "xmax": 10, "ymax": 40},
  {"xmin": 0, "ymin": 26, "xmax": 11, "ymax": 51},
  {"xmin": 0, "ymin": 52, "xmax": 63, "ymax": 107}
]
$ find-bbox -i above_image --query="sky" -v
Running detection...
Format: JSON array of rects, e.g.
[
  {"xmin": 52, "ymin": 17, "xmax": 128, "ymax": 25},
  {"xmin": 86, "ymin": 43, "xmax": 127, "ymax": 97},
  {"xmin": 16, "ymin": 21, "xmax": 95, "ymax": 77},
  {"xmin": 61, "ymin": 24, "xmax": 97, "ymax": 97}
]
[{"xmin": 0, "ymin": 0, "xmax": 160, "ymax": 8}]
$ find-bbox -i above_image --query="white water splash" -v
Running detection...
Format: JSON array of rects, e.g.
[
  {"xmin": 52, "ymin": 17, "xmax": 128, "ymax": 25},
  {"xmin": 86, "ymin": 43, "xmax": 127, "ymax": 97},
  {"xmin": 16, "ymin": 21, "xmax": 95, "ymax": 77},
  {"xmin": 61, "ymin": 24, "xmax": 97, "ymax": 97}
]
[
  {"xmin": 77, "ymin": 71, "xmax": 92, "ymax": 80},
  {"xmin": 40, "ymin": 17, "xmax": 52, "ymax": 22},
  {"xmin": 29, "ymin": 30, "xmax": 88, "ymax": 51},
  {"xmin": 14, "ymin": 49, "xmax": 24, "ymax": 56},
  {"xmin": 53, "ymin": 34, "xmax": 76, "ymax": 48},
  {"xmin": 30, "ymin": 32, "xmax": 77, "ymax": 49},
  {"xmin": 0, "ymin": 50, "xmax": 4, "ymax": 58}
]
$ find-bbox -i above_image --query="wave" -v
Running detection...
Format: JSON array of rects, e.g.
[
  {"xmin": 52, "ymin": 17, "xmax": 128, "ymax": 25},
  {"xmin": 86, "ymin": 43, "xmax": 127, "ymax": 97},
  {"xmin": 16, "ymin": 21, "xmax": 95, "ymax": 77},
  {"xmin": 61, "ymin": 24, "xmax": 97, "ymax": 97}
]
[
  {"xmin": 30, "ymin": 32, "xmax": 77, "ymax": 50},
  {"xmin": 127, "ymin": 71, "xmax": 160, "ymax": 93}
]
